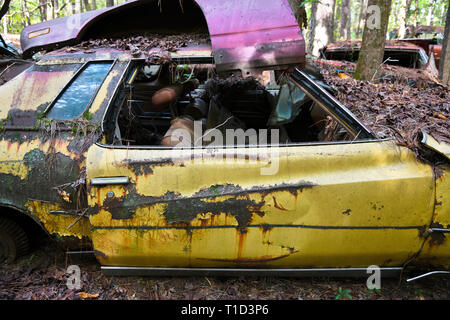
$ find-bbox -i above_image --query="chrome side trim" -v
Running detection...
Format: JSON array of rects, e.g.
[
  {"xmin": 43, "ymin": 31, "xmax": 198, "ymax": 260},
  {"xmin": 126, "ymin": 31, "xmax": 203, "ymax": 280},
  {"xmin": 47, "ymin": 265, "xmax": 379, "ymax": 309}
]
[
  {"xmin": 407, "ymin": 271, "xmax": 450, "ymax": 282},
  {"xmin": 430, "ymin": 228, "xmax": 450, "ymax": 233},
  {"xmin": 66, "ymin": 251, "xmax": 96, "ymax": 255},
  {"xmin": 94, "ymin": 138, "xmax": 390, "ymax": 151},
  {"xmin": 101, "ymin": 267, "xmax": 402, "ymax": 278},
  {"xmin": 50, "ymin": 210, "xmax": 80, "ymax": 217},
  {"xmin": 91, "ymin": 177, "xmax": 130, "ymax": 186},
  {"xmin": 101, "ymin": 59, "xmax": 133, "ymax": 133},
  {"xmin": 290, "ymin": 69, "xmax": 374, "ymax": 139}
]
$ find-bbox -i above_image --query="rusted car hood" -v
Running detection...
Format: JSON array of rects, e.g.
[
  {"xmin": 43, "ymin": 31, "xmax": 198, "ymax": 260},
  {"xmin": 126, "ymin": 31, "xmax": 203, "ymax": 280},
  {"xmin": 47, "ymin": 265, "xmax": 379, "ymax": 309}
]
[{"xmin": 20, "ymin": 0, "xmax": 305, "ymax": 73}]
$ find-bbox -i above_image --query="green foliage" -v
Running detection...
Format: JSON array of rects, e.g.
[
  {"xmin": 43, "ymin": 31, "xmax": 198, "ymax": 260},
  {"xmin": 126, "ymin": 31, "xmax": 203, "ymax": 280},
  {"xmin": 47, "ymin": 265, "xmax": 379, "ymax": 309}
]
[
  {"xmin": 299, "ymin": 0, "xmax": 321, "ymax": 7},
  {"xmin": 335, "ymin": 287, "xmax": 352, "ymax": 300},
  {"xmin": 366, "ymin": 288, "xmax": 382, "ymax": 295},
  {"xmin": 1, "ymin": 0, "xmax": 128, "ymax": 34},
  {"xmin": 0, "ymin": 118, "xmax": 6, "ymax": 132},
  {"xmin": 83, "ymin": 111, "xmax": 93, "ymax": 121},
  {"xmin": 20, "ymin": 254, "xmax": 35, "ymax": 266}
]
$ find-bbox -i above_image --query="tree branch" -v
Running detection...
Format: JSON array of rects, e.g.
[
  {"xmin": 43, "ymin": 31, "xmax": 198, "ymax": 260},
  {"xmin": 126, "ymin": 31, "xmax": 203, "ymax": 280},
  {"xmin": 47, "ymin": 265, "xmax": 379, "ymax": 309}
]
[{"xmin": 0, "ymin": 0, "xmax": 12, "ymax": 21}]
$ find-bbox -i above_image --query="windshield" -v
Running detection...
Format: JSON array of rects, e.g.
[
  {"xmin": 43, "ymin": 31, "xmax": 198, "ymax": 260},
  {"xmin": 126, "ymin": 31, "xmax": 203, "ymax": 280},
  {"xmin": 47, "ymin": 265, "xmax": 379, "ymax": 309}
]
[{"xmin": 0, "ymin": 36, "xmax": 19, "ymax": 56}]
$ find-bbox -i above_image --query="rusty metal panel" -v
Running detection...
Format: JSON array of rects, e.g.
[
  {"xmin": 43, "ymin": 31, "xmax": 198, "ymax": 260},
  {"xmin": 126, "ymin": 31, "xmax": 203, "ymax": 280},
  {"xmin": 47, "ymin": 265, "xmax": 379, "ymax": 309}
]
[
  {"xmin": 416, "ymin": 164, "xmax": 450, "ymax": 268},
  {"xmin": 0, "ymin": 57, "xmax": 128, "ymax": 249},
  {"xmin": 195, "ymin": 0, "xmax": 305, "ymax": 73},
  {"xmin": 0, "ymin": 63, "xmax": 81, "ymax": 120},
  {"xmin": 86, "ymin": 141, "xmax": 434, "ymax": 268},
  {"xmin": 0, "ymin": 138, "xmax": 91, "ymax": 245}
]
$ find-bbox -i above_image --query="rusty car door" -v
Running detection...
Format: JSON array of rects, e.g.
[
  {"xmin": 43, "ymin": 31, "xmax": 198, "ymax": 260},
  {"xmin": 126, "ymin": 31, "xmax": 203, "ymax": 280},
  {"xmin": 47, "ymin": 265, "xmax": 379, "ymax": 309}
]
[
  {"xmin": 86, "ymin": 70, "xmax": 435, "ymax": 271},
  {"xmin": 0, "ymin": 56, "xmax": 127, "ymax": 249}
]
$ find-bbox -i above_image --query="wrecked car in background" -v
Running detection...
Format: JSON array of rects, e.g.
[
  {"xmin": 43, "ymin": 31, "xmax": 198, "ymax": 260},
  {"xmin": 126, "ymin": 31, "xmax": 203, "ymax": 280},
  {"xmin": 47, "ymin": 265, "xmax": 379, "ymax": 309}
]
[
  {"xmin": 388, "ymin": 25, "xmax": 444, "ymax": 69},
  {"xmin": 0, "ymin": 0, "xmax": 449, "ymax": 277},
  {"xmin": 320, "ymin": 40, "xmax": 439, "ymax": 76}
]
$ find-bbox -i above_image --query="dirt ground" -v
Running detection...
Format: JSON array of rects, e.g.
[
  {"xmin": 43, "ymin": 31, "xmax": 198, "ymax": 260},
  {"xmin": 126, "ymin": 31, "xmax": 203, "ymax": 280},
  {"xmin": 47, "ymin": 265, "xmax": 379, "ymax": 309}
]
[{"xmin": 0, "ymin": 236, "xmax": 448, "ymax": 300}]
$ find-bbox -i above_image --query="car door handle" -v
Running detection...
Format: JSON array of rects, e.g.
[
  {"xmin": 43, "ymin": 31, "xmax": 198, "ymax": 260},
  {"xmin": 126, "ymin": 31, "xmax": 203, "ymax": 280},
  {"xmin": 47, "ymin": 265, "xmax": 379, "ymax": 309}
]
[{"xmin": 90, "ymin": 177, "xmax": 130, "ymax": 186}]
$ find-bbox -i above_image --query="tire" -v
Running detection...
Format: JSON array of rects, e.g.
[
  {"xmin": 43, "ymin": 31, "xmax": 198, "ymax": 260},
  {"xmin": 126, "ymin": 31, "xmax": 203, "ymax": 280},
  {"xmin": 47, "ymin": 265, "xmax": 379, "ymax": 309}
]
[{"xmin": 0, "ymin": 217, "xmax": 29, "ymax": 264}]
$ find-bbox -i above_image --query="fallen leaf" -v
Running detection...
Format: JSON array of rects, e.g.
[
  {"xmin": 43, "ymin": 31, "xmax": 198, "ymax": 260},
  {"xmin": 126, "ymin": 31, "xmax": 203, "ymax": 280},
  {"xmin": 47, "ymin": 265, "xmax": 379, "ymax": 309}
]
[{"xmin": 78, "ymin": 292, "xmax": 99, "ymax": 299}]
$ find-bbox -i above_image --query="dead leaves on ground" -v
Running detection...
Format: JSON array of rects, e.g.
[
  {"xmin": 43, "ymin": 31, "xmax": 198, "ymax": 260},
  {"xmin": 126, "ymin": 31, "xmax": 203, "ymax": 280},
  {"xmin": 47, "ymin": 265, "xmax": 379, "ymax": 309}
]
[{"xmin": 310, "ymin": 58, "xmax": 449, "ymax": 163}]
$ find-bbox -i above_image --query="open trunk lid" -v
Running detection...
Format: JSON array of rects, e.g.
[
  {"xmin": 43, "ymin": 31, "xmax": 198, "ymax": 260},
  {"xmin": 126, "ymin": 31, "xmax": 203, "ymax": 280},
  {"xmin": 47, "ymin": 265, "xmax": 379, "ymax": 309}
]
[{"xmin": 20, "ymin": 0, "xmax": 305, "ymax": 74}]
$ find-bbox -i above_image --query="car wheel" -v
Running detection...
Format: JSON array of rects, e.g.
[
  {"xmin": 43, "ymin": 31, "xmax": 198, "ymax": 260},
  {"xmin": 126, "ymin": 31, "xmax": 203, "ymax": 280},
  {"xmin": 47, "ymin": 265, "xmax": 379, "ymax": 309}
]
[{"xmin": 0, "ymin": 217, "xmax": 29, "ymax": 264}]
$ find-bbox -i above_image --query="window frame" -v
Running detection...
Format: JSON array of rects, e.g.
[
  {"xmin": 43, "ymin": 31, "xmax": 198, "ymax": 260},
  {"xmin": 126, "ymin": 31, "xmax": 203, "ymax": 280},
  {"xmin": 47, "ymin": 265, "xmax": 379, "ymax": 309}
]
[
  {"xmin": 44, "ymin": 60, "xmax": 116, "ymax": 120},
  {"xmin": 100, "ymin": 60, "xmax": 379, "ymax": 151}
]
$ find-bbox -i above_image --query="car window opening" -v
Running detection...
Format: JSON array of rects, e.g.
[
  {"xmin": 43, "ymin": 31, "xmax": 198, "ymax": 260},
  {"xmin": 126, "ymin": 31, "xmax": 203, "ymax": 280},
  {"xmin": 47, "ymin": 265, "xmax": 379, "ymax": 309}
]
[
  {"xmin": 323, "ymin": 49, "xmax": 426, "ymax": 69},
  {"xmin": 47, "ymin": 62, "xmax": 113, "ymax": 120},
  {"xmin": 108, "ymin": 61, "xmax": 355, "ymax": 148}
]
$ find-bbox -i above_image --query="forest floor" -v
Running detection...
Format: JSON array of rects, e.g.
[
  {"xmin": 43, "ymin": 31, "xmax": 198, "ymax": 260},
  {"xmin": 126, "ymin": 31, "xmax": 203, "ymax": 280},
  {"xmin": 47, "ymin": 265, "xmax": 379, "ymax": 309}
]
[{"xmin": 0, "ymin": 236, "xmax": 449, "ymax": 300}]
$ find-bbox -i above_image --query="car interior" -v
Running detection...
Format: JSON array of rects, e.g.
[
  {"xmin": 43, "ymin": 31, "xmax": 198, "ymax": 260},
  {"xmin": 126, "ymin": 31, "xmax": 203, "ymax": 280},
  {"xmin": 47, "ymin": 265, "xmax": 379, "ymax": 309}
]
[
  {"xmin": 106, "ymin": 60, "xmax": 354, "ymax": 148},
  {"xmin": 322, "ymin": 49, "xmax": 427, "ymax": 69}
]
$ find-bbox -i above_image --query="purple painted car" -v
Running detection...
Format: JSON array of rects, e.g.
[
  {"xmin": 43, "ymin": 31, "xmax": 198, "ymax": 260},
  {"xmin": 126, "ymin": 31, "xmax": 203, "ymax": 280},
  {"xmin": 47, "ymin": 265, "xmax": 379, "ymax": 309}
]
[{"xmin": 20, "ymin": 0, "xmax": 305, "ymax": 75}]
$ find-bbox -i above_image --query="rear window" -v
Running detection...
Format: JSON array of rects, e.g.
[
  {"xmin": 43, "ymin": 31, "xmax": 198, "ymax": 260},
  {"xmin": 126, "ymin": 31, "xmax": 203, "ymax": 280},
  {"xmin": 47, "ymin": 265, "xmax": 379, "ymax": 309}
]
[
  {"xmin": 323, "ymin": 49, "xmax": 424, "ymax": 69},
  {"xmin": 47, "ymin": 62, "xmax": 112, "ymax": 120},
  {"xmin": 0, "ymin": 63, "xmax": 82, "ymax": 120}
]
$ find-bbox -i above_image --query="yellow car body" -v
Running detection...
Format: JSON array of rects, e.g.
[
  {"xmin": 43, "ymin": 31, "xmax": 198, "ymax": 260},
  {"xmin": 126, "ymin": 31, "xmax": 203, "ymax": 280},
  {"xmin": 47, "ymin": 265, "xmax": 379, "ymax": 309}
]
[{"xmin": 0, "ymin": 49, "xmax": 448, "ymax": 276}]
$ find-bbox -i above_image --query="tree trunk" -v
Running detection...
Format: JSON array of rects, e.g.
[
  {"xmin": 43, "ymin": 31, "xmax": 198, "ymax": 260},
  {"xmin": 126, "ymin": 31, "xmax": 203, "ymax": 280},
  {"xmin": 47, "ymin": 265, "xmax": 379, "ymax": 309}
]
[
  {"xmin": 354, "ymin": 0, "xmax": 392, "ymax": 80},
  {"xmin": 398, "ymin": 0, "xmax": 407, "ymax": 38},
  {"xmin": 53, "ymin": 0, "xmax": 59, "ymax": 18},
  {"xmin": 2, "ymin": 14, "xmax": 8, "ymax": 34},
  {"xmin": 439, "ymin": 4, "xmax": 450, "ymax": 85},
  {"xmin": 83, "ymin": 0, "xmax": 91, "ymax": 12},
  {"xmin": 92, "ymin": 0, "xmax": 97, "ymax": 10},
  {"xmin": 426, "ymin": 0, "xmax": 435, "ymax": 26},
  {"xmin": 67, "ymin": 0, "xmax": 74, "ymax": 15},
  {"xmin": 39, "ymin": 0, "xmax": 48, "ymax": 22},
  {"xmin": 306, "ymin": 1, "xmax": 318, "ymax": 55},
  {"xmin": 341, "ymin": 0, "xmax": 351, "ymax": 40},
  {"xmin": 331, "ymin": 0, "xmax": 337, "ymax": 42},
  {"xmin": 405, "ymin": 0, "xmax": 413, "ymax": 22},
  {"xmin": 288, "ymin": 0, "xmax": 308, "ymax": 30},
  {"xmin": 22, "ymin": 0, "xmax": 32, "ymax": 27},
  {"xmin": 46, "ymin": 0, "xmax": 54, "ymax": 20},
  {"xmin": 0, "ymin": 0, "xmax": 12, "ymax": 21},
  {"xmin": 75, "ymin": 0, "xmax": 81, "ymax": 13},
  {"xmin": 106, "ymin": 0, "xmax": 115, "ymax": 7},
  {"xmin": 356, "ymin": 0, "xmax": 368, "ymax": 38},
  {"xmin": 412, "ymin": 0, "xmax": 418, "ymax": 27},
  {"xmin": 307, "ymin": 0, "xmax": 334, "ymax": 56}
]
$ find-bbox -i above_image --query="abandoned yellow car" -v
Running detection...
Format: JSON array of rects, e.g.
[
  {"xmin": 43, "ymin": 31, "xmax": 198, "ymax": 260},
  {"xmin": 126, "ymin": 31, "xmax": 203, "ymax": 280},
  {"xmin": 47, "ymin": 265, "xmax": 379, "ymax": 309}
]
[{"xmin": 0, "ymin": 0, "xmax": 448, "ymax": 277}]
